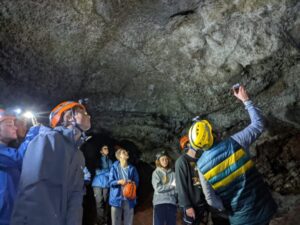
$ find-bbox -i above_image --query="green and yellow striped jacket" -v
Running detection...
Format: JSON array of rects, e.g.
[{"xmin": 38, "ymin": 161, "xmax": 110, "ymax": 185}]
[{"xmin": 197, "ymin": 138, "xmax": 277, "ymax": 225}]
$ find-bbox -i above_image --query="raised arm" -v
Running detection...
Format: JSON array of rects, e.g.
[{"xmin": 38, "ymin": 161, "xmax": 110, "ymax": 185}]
[{"xmin": 231, "ymin": 85, "xmax": 264, "ymax": 151}]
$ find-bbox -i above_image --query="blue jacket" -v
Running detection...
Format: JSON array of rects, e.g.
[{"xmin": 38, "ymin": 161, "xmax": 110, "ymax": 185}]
[
  {"xmin": 11, "ymin": 126, "xmax": 86, "ymax": 225},
  {"xmin": 92, "ymin": 155, "xmax": 112, "ymax": 188},
  {"xmin": 108, "ymin": 161, "xmax": 139, "ymax": 208},
  {"xmin": 0, "ymin": 126, "xmax": 40, "ymax": 225},
  {"xmin": 198, "ymin": 138, "xmax": 277, "ymax": 225}
]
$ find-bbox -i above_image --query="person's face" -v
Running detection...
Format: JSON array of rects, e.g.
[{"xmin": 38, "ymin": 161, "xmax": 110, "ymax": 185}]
[
  {"xmin": 100, "ymin": 145, "xmax": 109, "ymax": 156},
  {"xmin": 159, "ymin": 156, "xmax": 169, "ymax": 168},
  {"xmin": 74, "ymin": 108, "xmax": 91, "ymax": 131},
  {"xmin": 119, "ymin": 149, "xmax": 129, "ymax": 161},
  {"xmin": 0, "ymin": 119, "xmax": 18, "ymax": 144},
  {"xmin": 15, "ymin": 118, "xmax": 28, "ymax": 139}
]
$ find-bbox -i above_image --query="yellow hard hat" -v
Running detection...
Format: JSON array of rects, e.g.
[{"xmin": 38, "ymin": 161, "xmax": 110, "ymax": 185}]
[{"xmin": 188, "ymin": 120, "xmax": 214, "ymax": 151}]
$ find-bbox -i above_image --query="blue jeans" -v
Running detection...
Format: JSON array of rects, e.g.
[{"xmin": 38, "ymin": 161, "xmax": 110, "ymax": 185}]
[
  {"xmin": 111, "ymin": 200, "xmax": 134, "ymax": 225},
  {"xmin": 154, "ymin": 204, "xmax": 177, "ymax": 225}
]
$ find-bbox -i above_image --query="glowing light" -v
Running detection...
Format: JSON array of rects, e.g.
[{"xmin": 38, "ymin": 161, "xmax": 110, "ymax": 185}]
[
  {"xmin": 23, "ymin": 111, "xmax": 34, "ymax": 119},
  {"xmin": 14, "ymin": 108, "xmax": 22, "ymax": 115}
]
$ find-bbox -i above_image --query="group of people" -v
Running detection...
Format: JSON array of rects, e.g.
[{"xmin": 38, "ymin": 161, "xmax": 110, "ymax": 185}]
[
  {"xmin": 0, "ymin": 85, "xmax": 277, "ymax": 225},
  {"xmin": 92, "ymin": 145, "xmax": 139, "ymax": 225},
  {"xmin": 150, "ymin": 85, "xmax": 277, "ymax": 225}
]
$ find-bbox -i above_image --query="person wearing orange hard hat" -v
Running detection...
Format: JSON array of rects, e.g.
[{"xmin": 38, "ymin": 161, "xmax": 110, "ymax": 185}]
[
  {"xmin": 0, "ymin": 109, "xmax": 40, "ymax": 225},
  {"xmin": 11, "ymin": 101, "xmax": 91, "ymax": 225},
  {"xmin": 179, "ymin": 135, "xmax": 189, "ymax": 152}
]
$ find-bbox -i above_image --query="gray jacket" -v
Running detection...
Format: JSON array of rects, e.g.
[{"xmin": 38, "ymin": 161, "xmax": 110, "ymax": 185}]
[
  {"xmin": 11, "ymin": 126, "xmax": 85, "ymax": 225},
  {"xmin": 152, "ymin": 167, "xmax": 177, "ymax": 206}
]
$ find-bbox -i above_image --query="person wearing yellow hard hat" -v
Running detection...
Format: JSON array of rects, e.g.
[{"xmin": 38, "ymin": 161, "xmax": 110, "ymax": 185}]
[
  {"xmin": 11, "ymin": 101, "xmax": 91, "ymax": 225},
  {"xmin": 193, "ymin": 85, "xmax": 277, "ymax": 225}
]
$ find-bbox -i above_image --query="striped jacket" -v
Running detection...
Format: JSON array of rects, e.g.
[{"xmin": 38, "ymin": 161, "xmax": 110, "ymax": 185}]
[{"xmin": 197, "ymin": 138, "xmax": 277, "ymax": 225}]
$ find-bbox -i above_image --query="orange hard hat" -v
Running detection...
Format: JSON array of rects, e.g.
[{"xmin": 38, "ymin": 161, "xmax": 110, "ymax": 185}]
[
  {"xmin": 179, "ymin": 135, "xmax": 189, "ymax": 150},
  {"xmin": 49, "ymin": 101, "xmax": 85, "ymax": 128},
  {"xmin": 0, "ymin": 109, "xmax": 16, "ymax": 123}
]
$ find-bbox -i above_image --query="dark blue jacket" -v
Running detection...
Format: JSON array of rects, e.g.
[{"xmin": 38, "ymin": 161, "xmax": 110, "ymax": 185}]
[
  {"xmin": 11, "ymin": 126, "xmax": 86, "ymax": 225},
  {"xmin": 198, "ymin": 138, "xmax": 277, "ymax": 225},
  {"xmin": 108, "ymin": 161, "xmax": 139, "ymax": 208},
  {"xmin": 92, "ymin": 156, "xmax": 112, "ymax": 188},
  {"xmin": 0, "ymin": 126, "xmax": 40, "ymax": 225}
]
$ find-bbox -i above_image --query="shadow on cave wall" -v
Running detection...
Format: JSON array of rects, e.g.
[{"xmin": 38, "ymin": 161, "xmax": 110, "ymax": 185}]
[{"xmin": 80, "ymin": 132, "xmax": 154, "ymax": 225}]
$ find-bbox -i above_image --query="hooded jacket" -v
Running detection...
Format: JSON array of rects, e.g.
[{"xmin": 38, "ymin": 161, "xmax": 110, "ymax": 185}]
[
  {"xmin": 11, "ymin": 126, "xmax": 86, "ymax": 225},
  {"xmin": 92, "ymin": 155, "xmax": 112, "ymax": 188},
  {"xmin": 108, "ymin": 161, "xmax": 139, "ymax": 209},
  {"xmin": 152, "ymin": 167, "xmax": 177, "ymax": 206},
  {"xmin": 0, "ymin": 126, "xmax": 40, "ymax": 225}
]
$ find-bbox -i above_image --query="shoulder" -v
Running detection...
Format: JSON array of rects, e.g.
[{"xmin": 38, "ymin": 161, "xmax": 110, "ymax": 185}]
[
  {"xmin": 111, "ymin": 161, "xmax": 119, "ymax": 170},
  {"xmin": 152, "ymin": 168, "xmax": 161, "ymax": 176},
  {"xmin": 33, "ymin": 126, "xmax": 63, "ymax": 140},
  {"xmin": 129, "ymin": 164, "xmax": 138, "ymax": 172},
  {"xmin": 175, "ymin": 155, "xmax": 187, "ymax": 166}
]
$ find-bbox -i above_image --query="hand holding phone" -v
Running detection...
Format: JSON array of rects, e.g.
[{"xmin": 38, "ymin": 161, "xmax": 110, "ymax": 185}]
[{"xmin": 232, "ymin": 84, "xmax": 249, "ymax": 102}]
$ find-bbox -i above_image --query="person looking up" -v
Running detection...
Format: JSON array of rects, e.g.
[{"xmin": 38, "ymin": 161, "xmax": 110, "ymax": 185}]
[
  {"xmin": 92, "ymin": 144, "xmax": 113, "ymax": 225},
  {"xmin": 11, "ymin": 101, "xmax": 91, "ymax": 225},
  {"xmin": 109, "ymin": 148, "xmax": 139, "ymax": 225},
  {"xmin": 191, "ymin": 85, "xmax": 277, "ymax": 225}
]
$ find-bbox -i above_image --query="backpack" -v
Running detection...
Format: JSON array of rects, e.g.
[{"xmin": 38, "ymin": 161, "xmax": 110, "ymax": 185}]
[{"xmin": 123, "ymin": 182, "xmax": 136, "ymax": 200}]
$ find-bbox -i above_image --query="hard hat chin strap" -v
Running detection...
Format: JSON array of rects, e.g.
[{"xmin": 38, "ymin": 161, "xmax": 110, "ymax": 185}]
[{"xmin": 70, "ymin": 109, "xmax": 89, "ymax": 142}]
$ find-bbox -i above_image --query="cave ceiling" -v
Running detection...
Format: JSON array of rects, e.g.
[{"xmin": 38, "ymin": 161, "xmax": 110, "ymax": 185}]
[{"xmin": 0, "ymin": 0, "xmax": 299, "ymax": 153}]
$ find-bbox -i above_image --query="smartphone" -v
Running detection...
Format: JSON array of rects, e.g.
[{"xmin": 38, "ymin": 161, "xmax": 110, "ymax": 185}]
[{"xmin": 232, "ymin": 83, "xmax": 240, "ymax": 93}]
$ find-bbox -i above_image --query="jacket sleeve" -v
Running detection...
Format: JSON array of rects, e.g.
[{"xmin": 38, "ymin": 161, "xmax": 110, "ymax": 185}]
[
  {"xmin": 17, "ymin": 126, "xmax": 41, "ymax": 158},
  {"xmin": 175, "ymin": 158, "xmax": 192, "ymax": 208},
  {"xmin": 198, "ymin": 169, "xmax": 225, "ymax": 210},
  {"xmin": 231, "ymin": 100, "xmax": 265, "ymax": 151},
  {"xmin": 132, "ymin": 166, "xmax": 139, "ymax": 187},
  {"xmin": 109, "ymin": 166, "xmax": 120, "ymax": 187},
  {"xmin": 0, "ymin": 147, "xmax": 22, "ymax": 169},
  {"xmin": 152, "ymin": 170, "xmax": 175, "ymax": 193}
]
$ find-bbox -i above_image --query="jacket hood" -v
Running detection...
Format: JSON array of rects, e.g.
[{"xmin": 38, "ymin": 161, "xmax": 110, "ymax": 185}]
[{"xmin": 37, "ymin": 125, "xmax": 81, "ymax": 146}]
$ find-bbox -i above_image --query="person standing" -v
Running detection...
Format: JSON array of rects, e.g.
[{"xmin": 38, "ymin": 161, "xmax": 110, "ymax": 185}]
[
  {"xmin": 152, "ymin": 151, "xmax": 177, "ymax": 225},
  {"xmin": 0, "ymin": 109, "xmax": 39, "ymax": 225},
  {"xmin": 109, "ymin": 148, "xmax": 139, "ymax": 225},
  {"xmin": 92, "ymin": 145, "xmax": 113, "ymax": 225},
  {"xmin": 175, "ymin": 141, "xmax": 208, "ymax": 225},
  {"xmin": 11, "ymin": 101, "xmax": 91, "ymax": 225},
  {"xmin": 190, "ymin": 85, "xmax": 277, "ymax": 225}
]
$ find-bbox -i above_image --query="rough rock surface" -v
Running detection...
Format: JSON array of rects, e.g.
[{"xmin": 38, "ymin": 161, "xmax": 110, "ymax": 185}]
[{"xmin": 1, "ymin": 0, "xmax": 300, "ymax": 223}]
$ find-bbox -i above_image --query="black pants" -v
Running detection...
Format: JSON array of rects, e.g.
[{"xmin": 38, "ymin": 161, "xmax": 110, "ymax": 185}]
[{"xmin": 154, "ymin": 204, "xmax": 177, "ymax": 225}]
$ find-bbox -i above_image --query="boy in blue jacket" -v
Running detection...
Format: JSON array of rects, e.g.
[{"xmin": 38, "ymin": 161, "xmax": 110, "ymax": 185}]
[
  {"xmin": 109, "ymin": 148, "xmax": 139, "ymax": 225},
  {"xmin": 92, "ymin": 145, "xmax": 112, "ymax": 225}
]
